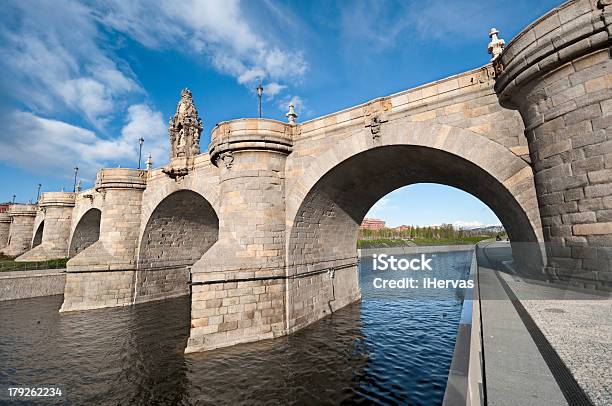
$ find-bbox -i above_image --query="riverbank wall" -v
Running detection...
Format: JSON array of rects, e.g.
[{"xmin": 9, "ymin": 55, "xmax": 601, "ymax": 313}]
[
  {"xmin": 0, "ymin": 269, "xmax": 66, "ymax": 301},
  {"xmin": 1, "ymin": 244, "xmax": 477, "ymax": 303}
]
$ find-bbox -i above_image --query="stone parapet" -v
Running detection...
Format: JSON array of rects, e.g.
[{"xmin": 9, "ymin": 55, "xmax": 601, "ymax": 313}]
[
  {"xmin": 7, "ymin": 204, "xmax": 37, "ymax": 217},
  {"xmin": 296, "ymin": 65, "xmax": 500, "ymax": 140},
  {"xmin": 209, "ymin": 118, "xmax": 293, "ymax": 166},
  {"xmin": 38, "ymin": 191, "xmax": 76, "ymax": 208},
  {"xmin": 494, "ymin": 0, "xmax": 612, "ymax": 288},
  {"xmin": 95, "ymin": 168, "xmax": 147, "ymax": 190}
]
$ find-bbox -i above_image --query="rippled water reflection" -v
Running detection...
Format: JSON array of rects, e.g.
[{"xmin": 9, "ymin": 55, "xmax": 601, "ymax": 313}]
[{"xmin": 0, "ymin": 251, "xmax": 471, "ymax": 405}]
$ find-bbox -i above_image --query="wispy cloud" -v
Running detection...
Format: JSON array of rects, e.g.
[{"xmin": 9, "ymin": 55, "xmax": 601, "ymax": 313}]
[
  {"xmin": 277, "ymin": 95, "xmax": 311, "ymax": 119},
  {"xmin": 0, "ymin": 106, "xmax": 167, "ymax": 183},
  {"xmin": 0, "ymin": 0, "xmax": 141, "ymax": 127},
  {"xmin": 366, "ymin": 197, "xmax": 399, "ymax": 219},
  {"xmin": 96, "ymin": 0, "xmax": 307, "ymax": 89},
  {"xmin": 337, "ymin": 0, "xmax": 555, "ymax": 52},
  {"xmin": 0, "ymin": 0, "xmax": 307, "ymax": 178}
]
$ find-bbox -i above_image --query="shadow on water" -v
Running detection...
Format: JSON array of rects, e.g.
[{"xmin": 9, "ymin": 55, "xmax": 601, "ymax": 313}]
[{"xmin": 0, "ymin": 251, "xmax": 472, "ymax": 405}]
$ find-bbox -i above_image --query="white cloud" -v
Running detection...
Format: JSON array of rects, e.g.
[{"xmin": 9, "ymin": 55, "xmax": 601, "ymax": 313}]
[
  {"xmin": 337, "ymin": 0, "xmax": 550, "ymax": 53},
  {"xmin": 0, "ymin": 0, "xmax": 140, "ymax": 127},
  {"xmin": 265, "ymin": 83, "xmax": 287, "ymax": 99},
  {"xmin": 277, "ymin": 95, "xmax": 308, "ymax": 118},
  {"xmin": 365, "ymin": 197, "xmax": 399, "ymax": 220},
  {"xmin": 0, "ymin": 0, "xmax": 305, "ymax": 179},
  {"xmin": 96, "ymin": 0, "xmax": 307, "ymax": 91},
  {"xmin": 0, "ymin": 106, "xmax": 167, "ymax": 182},
  {"xmin": 120, "ymin": 104, "xmax": 169, "ymax": 168}
]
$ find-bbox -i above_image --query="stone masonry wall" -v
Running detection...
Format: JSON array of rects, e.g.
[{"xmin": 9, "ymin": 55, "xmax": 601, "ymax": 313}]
[
  {"xmin": 17, "ymin": 192, "xmax": 76, "ymax": 261},
  {"xmin": 139, "ymin": 190, "xmax": 218, "ymax": 269},
  {"xmin": 62, "ymin": 270, "xmax": 136, "ymax": 311},
  {"xmin": 32, "ymin": 222, "xmax": 43, "ymax": 248},
  {"xmin": 3, "ymin": 205, "xmax": 37, "ymax": 257},
  {"xmin": 187, "ymin": 121, "xmax": 292, "ymax": 353},
  {"xmin": 495, "ymin": 0, "xmax": 612, "ymax": 288},
  {"xmin": 0, "ymin": 213, "xmax": 10, "ymax": 249},
  {"xmin": 62, "ymin": 169, "xmax": 146, "ymax": 312},
  {"xmin": 61, "ymin": 266, "xmax": 191, "ymax": 311},
  {"xmin": 68, "ymin": 208, "xmax": 101, "ymax": 257},
  {"xmin": 134, "ymin": 267, "xmax": 190, "ymax": 304},
  {"xmin": 0, "ymin": 270, "xmax": 65, "ymax": 301},
  {"xmin": 67, "ymin": 170, "xmax": 146, "ymax": 271}
]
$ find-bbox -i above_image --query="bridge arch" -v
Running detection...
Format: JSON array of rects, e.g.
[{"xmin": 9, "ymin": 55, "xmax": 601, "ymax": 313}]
[
  {"xmin": 138, "ymin": 189, "xmax": 219, "ymax": 269},
  {"xmin": 69, "ymin": 208, "xmax": 101, "ymax": 258},
  {"xmin": 32, "ymin": 221, "xmax": 44, "ymax": 248},
  {"xmin": 286, "ymin": 120, "xmax": 543, "ymax": 270}
]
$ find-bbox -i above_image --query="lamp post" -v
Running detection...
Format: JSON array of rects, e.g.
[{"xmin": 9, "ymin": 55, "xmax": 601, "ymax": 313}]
[
  {"xmin": 12, "ymin": 195, "xmax": 16, "ymax": 204},
  {"xmin": 36, "ymin": 184, "xmax": 42, "ymax": 203},
  {"xmin": 138, "ymin": 137, "xmax": 145, "ymax": 169},
  {"xmin": 73, "ymin": 166, "xmax": 79, "ymax": 193},
  {"xmin": 256, "ymin": 82, "xmax": 263, "ymax": 118}
]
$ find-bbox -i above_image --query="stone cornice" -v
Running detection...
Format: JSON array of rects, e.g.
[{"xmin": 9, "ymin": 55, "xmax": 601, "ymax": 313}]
[
  {"xmin": 7, "ymin": 204, "xmax": 37, "ymax": 217},
  {"xmin": 209, "ymin": 118, "xmax": 293, "ymax": 167},
  {"xmin": 38, "ymin": 192, "xmax": 76, "ymax": 208},
  {"xmin": 495, "ymin": 0, "xmax": 611, "ymax": 102},
  {"xmin": 0, "ymin": 212, "xmax": 11, "ymax": 223},
  {"xmin": 295, "ymin": 65, "xmax": 496, "ymax": 139},
  {"xmin": 95, "ymin": 168, "xmax": 147, "ymax": 191}
]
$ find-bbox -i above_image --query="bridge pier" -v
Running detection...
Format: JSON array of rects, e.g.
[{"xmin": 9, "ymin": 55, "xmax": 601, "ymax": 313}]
[
  {"xmin": 495, "ymin": 0, "xmax": 612, "ymax": 288},
  {"xmin": 1, "ymin": 204, "xmax": 37, "ymax": 257},
  {"xmin": 16, "ymin": 192, "xmax": 75, "ymax": 261},
  {"xmin": 186, "ymin": 119, "xmax": 294, "ymax": 353},
  {"xmin": 61, "ymin": 168, "xmax": 147, "ymax": 312},
  {"xmin": 0, "ymin": 212, "xmax": 10, "ymax": 250}
]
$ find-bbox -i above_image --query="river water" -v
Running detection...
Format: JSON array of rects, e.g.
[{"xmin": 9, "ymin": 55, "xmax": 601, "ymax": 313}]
[{"xmin": 0, "ymin": 251, "xmax": 472, "ymax": 405}]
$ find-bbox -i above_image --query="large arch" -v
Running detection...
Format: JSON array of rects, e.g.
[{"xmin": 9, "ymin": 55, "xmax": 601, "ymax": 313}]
[
  {"xmin": 138, "ymin": 190, "xmax": 219, "ymax": 269},
  {"xmin": 69, "ymin": 208, "xmax": 101, "ymax": 258},
  {"xmin": 32, "ymin": 221, "xmax": 44, "ymax": 248},
  {"xmin": 286, "ymin": 120, "xmax": 543, "ymax": 271}
]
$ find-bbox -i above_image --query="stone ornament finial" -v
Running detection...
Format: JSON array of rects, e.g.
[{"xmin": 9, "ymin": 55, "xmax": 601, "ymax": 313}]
[
  {"xmin": 488, "ymin": 28, "xmax": 505, "ymax": 62},
  {"xmin": 145, "ymin": 154, "xmax": 153, "ymax": 170},
  {"xmin": 169, "ymin": 88, "xmax": 203, "ymax": 160},
  {"xmin": 286, "ymin": 103, "xmax": 298, "ymax": 125}
]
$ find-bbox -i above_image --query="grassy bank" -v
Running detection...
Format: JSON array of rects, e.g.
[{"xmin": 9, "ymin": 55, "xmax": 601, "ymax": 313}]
[
  {"xmin": 357, "ymin": 236, "xmax": 492, "ymax": 249},
  {"xmin": 0, "ymin": 254, "xmax": 68, "ymax": 272}
]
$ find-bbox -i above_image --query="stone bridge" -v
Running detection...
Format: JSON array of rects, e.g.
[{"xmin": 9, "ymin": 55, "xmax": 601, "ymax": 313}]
[{"xmin": 0, "ymin": 0, "xmax": 609, "ymax": 354}]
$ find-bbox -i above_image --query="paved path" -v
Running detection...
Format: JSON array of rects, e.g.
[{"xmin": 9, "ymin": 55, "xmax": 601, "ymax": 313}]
[{"xmin": 478, "ymin": 242, "xmax": 611, "ymax": 406}]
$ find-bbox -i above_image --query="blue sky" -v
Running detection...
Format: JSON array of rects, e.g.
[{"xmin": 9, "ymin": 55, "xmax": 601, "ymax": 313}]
[{"xmin": 0, "ymin": 0, "xmax": 562, "ymax": 226}]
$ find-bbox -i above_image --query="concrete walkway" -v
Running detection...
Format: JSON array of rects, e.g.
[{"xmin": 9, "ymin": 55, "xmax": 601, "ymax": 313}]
[{"xmin": 478, "ymin": 242, "xmax": 611, "ymax": 406}]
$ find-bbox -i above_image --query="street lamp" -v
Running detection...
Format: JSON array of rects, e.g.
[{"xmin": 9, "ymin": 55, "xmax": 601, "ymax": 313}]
[
  {"xmin": 73, "ymin": 166, "xmax": 79, "ymax": 193},
  {"xmin": 36, "ymin": 184, "xmax": 42, "ymax": 203},
  {"xmin": 138, "ymin": 137, "xmax": 145, "ymax": 169},
  {"xmin": 12, "ymin": 195, "xmax": 16, "ymax": 204},
  {"xmin": 256, "ymin": 82, "xmax": 263, "ymax": 118}
]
